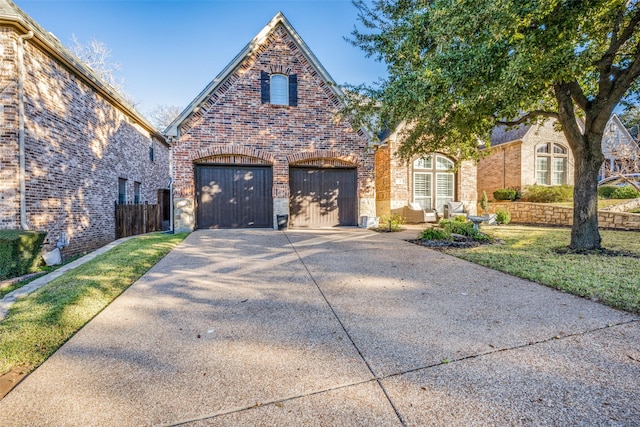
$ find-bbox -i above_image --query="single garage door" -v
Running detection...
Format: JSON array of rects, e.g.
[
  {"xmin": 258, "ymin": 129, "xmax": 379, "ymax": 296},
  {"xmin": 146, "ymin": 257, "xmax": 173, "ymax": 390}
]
[
  {"xmin": 195, "ymin": 165, "xmax": 273, "ymax": 228},
  {"xmin": 289, "ymin": 167, "xmax": 357, "ymax": 227}
]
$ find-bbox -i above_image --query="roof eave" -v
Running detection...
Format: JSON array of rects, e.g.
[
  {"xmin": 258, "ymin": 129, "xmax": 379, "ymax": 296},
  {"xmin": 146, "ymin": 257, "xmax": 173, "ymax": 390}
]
[{"xmin": 0, "ymin": 3, "xmax": 166, "ymax": 144}]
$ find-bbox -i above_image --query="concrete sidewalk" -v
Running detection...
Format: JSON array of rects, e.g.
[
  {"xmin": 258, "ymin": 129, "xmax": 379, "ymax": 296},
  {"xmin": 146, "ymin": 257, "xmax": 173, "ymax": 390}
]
[{"xmin": 0, "ymin": 229, "xmax": 638, "ymax": 426}]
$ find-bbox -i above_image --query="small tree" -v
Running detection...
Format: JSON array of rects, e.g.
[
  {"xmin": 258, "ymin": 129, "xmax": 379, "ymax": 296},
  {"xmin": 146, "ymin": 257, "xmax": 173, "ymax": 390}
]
[{"xmin": 480, "ymin": 191, "xmax": 489, "ymax": 215}]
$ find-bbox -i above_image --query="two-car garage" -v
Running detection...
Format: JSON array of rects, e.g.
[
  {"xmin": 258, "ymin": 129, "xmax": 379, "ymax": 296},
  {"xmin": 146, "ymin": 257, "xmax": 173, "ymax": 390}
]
[{"xmin": 195, "ymin": 164, "xmax": 357, "ymax": 229}]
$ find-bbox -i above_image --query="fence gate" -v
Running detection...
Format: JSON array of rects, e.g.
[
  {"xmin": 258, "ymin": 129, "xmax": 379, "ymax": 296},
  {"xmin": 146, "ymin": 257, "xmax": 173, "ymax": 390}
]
[{"xmin": 115, "ymin": 203, "xmax": 161, "ymax": 239}]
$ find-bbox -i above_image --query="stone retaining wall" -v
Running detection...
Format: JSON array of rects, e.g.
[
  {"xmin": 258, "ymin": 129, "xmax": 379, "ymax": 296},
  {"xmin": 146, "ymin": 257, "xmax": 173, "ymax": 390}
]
[{"xmin": 484, "ymin": 200, "xmax": 640, "ymax": 231}]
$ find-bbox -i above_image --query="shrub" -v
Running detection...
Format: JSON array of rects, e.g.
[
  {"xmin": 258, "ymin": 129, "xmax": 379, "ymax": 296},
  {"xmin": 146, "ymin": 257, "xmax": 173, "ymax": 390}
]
[
  {"xmin": 493, "ymin": 188, "xmax": 518, "ymax": 201},
  {"xmin": 610, "ymin": 185, "xmax": 640, "ymax": 199},
  {"xmin": 495, "ymin": 209, "xmax": 511, "ymax": 225},
  {"xmin": 0, "ymin": 230, "xmax": 46, "ymax": 280},
  {"xmin": 378, "ymin": 214, "xmax": 406, "ymax": 232},
  {"xmin": 598, "ymin": 185, "xmax": 618, "ymax": 199},
  {"xmin": 440, "ymin": 218, "xmax": 476, "ymax": 237},
  {"xmin": 521, "ymin": 185, "xmax": 573, "ymax": 203},
  {"xmin": 480, "ymin": 191, "xmax": 489, "ymax": 212},
  {"xmin": 420, "ymin": 227, "xmax": 451, "ymax": 241}
]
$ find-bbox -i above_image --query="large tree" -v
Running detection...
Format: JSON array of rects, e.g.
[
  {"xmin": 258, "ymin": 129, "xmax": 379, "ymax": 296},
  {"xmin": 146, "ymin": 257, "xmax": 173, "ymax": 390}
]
[{"xmin": 346, "ymin": 0, "xmax": 640, "ymax": 250}]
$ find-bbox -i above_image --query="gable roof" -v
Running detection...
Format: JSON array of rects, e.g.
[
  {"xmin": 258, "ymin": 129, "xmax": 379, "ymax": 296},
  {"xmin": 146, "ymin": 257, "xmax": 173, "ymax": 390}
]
[
  {"xmin": 489, "ymin": 124, "xmax": 532, "ymax": 147},
  {"xmin": 0, "ymin": 0, "xmax": 165, "ymax": 143},
  {"xmin": 164, "ymin": 12, "xmax": 354, "ymax": 138},
  {"xmin": 607, "ymin": 113, "xmax": 636, "ymax": 144}
]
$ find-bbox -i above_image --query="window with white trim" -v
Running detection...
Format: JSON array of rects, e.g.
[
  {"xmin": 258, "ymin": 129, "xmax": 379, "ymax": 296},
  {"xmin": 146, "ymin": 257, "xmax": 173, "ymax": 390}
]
[
  {"xmin": 535, "ymin": 143, "xmax": 567, "ymax": 185},
  {"xmin": 270, "ymin": 74, "xmax": 288, "ymax": 105},
  {"xmin": 412, "ymin": 154, "xmax": 455, "ymax": 214}
]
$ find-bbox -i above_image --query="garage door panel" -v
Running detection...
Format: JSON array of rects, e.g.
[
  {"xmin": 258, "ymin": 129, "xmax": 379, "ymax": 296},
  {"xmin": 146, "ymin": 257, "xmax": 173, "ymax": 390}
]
[
  {"xmin": 290, "ymin": 168, "xmax": 356, "ymax": 227},
  {"xmin": 196, "ymin": 165, "xmax": 272, "ymax": 229}
]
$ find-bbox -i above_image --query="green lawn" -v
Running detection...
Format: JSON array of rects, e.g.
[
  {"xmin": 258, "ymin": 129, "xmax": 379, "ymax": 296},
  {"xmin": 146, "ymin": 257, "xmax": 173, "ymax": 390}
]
[
  {"xmin": 0, "ymin": 232, "xmax": 187, "ymax": 376},
  {"xmin": 442, "ymin": 225, "xmax": 640, "ymax": 314}
]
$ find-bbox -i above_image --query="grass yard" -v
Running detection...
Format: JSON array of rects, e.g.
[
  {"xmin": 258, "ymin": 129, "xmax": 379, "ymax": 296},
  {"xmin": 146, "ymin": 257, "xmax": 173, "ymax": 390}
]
[
  {"xmin": 442, "ymin": 225, "xmax": 640, "ymax": 314},
  {"xmin": 0, "ymin": 232, "xmax": 187, "ymax": 378}
]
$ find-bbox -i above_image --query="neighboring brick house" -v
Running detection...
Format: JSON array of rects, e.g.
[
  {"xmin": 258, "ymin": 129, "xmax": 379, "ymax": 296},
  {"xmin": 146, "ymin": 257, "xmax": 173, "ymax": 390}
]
[
  {"xmin": 165, "ymin": 12, "xmax": 375, "ymax": 231},
  {"xmin": 477, "ymin": 120, "xmax": 575, "ymax": 200},
  {"xmin": 374, "ymin": 125, "xmax": 478, "ymax": 218},
  {"xmin": 0, "ymin": 0, "xmax": 170, "ymax": 255}
]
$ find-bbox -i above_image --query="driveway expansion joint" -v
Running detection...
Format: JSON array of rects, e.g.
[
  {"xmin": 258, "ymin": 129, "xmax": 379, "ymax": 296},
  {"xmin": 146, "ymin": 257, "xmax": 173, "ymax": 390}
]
[
  {"xmin": 379, "ymin": 317, "xmax": 640, "ymax": 382},
  {"xmin": 283, "ymin": 231, "xmax": 407, "ymax": 427}
]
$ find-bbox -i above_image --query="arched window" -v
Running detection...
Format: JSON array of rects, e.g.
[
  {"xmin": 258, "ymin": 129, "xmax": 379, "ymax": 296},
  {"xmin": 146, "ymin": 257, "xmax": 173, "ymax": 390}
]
[
  {"xmin": 270, "ymin": 74, "xmax": 288, "ymax": 105},
  {"xmin": 413, "ymin": 154, "xmax": 455, "ymax": 213},
  {"xmin": 536, "ymin": 143, "xmax": 567, "ymax": 185}
]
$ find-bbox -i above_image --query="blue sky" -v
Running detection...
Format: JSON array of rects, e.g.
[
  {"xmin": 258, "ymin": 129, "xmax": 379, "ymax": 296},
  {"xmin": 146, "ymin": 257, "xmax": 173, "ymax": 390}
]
[{"xmin": 14, "ymin": 0, "xmax": 388, "ymax": 117}]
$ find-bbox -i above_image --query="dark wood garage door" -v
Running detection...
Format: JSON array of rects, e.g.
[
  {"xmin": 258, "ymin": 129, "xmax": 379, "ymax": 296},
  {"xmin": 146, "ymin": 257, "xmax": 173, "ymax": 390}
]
[
  {"xmin": 195, "ymin": 165, "xmax": 273, "ymax": 229},
  {"xmin": 289, "ymin": 167, "xmax": 357, "ymax": 227}
]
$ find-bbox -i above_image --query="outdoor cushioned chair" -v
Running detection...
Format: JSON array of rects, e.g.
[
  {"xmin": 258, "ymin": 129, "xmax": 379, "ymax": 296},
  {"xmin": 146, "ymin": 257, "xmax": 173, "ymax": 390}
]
[
  {"xmin": 401, "ymin": 203, "xmax": 438, "ymax": 224},
  {"xmin": 444, "ymin": 201, "xmax": 467, "ymax": 219}
]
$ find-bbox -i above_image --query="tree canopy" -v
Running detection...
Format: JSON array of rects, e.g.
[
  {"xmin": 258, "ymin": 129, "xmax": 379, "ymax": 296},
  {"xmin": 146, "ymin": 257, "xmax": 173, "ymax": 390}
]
[{"xmin": 346, "ymin": 0, "xmax": 640, "ymax": 249}]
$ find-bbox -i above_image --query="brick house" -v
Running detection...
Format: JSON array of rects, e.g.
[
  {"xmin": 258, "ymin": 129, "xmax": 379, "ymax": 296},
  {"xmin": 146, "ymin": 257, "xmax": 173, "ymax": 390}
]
[
  {"xmin": 477, "ymin": 120, "xmax": 575, "ymax": 200},
  {"xmin": 165, "ymin": 12, "xmax": 375, "ymax": 231},
  {"xmin": 374, "ymin": 125, "xmax": 479, "ymax": 218},
  {"xmin": 0, "ymin": 0, "xmax": 170, "ymax": 255}
]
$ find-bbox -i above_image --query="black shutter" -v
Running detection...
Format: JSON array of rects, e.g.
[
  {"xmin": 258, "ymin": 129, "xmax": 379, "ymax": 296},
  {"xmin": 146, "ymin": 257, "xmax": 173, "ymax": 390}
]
[
  {"xmin": 260, "ymin": 71, "xmax": 270, "ymax": 104},
  {"xmin": 289, "ymin": 74, "xmax": 298, "ymax": 106}
]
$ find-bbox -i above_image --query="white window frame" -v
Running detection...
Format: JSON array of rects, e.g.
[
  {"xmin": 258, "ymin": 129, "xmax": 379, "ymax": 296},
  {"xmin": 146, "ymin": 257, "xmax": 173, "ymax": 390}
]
[
  {"xmin": 270, "ymin": 74, "xmax": 288, "ymax": 105},
  {"xmin": 412, "ymin": 154, "xmax": 455, "ymax": 214},
  {"xmin": 535, "ymin": 143, "xmax": 568, "ymax": 185},
  {"xmin": 413, "ymin": 172, "xmax": 432, "ymax": 210}
]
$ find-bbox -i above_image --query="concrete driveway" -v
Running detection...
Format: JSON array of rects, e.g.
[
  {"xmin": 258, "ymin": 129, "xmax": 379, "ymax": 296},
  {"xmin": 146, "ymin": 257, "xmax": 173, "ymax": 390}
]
[{"xmin": 1, "ymin": 229, "xmax": 638, "ymax": 426}]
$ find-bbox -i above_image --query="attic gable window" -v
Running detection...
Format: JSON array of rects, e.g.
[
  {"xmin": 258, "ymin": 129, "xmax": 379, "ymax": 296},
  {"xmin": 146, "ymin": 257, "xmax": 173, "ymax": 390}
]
[
  {"xmin": 270, "ymin": 74, "xmax": 288, "ymax": 105},
  {"xmin": 261, "ymin": 70, "xmax": 298, "ymax": 106}
]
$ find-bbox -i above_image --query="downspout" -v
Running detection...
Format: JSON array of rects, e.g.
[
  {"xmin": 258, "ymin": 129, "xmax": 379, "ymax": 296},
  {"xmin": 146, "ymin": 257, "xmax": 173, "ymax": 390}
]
[
  {"xmin": 168, "ymin": 136, "xmax": 175, "ymax": 233},
  {"xmin": 18, "ymin": 31, "xmax": 34, "ymax": 230}
]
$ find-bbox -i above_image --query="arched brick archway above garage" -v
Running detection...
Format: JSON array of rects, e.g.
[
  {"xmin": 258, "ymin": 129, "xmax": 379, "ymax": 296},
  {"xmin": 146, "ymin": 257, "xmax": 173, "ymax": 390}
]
[
  {"xmin": 190, "ymin": 145, "xmax": 275, "ymax": 165},
  {"xmin": 287, "ymin": 150, "xmax": 359, "ymax": 168}
]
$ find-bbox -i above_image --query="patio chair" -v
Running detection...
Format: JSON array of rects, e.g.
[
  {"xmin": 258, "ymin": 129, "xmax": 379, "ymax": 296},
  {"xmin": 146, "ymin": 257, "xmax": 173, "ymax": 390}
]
[
  {"xmin": 444, "ymin": 201, "xmax": 467, "ymax": 219},
  {"xmin": 401, "ymin": 203, "xmax": 438, "ymax": 224}
]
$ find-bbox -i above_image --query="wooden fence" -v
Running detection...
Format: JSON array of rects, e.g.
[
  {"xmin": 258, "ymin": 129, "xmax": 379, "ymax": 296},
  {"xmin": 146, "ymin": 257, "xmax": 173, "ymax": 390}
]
[{"xmin": 115, "ymin": 203, "xmax": 162, "ymax": 239}]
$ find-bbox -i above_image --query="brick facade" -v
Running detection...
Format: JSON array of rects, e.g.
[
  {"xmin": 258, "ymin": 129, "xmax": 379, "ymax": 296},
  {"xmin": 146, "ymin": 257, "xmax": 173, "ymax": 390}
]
[
  {"xmin": 374, "ymin": 126, "xmax": 478, "ymax": 217},
  {"xmin": 0, "ymin": 17, "xmax": 169, "ymax": 256},
  {"xmin": 478, "ymin": 121, "xmax": 574, "ymax": 200},
  {"xmin": 170, "ymin": 15, "xmax": 374, "ymax": 231}
]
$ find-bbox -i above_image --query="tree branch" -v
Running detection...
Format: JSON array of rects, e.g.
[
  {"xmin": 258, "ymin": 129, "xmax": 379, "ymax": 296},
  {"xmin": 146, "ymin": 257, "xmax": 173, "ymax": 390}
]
[
  {"xmin": 565, "ymin": 81, "xmax": 589, "ymax": 111},
  {"xmin": 495, "ymin": 110, "xmax": 558, "ymax": 126}
]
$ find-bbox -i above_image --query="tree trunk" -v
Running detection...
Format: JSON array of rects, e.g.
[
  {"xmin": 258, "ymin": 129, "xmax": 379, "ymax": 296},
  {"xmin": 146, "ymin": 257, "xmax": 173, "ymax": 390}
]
[{"xmin": 570, "ymin": 132, "xmax": 604, "ymax": 250}]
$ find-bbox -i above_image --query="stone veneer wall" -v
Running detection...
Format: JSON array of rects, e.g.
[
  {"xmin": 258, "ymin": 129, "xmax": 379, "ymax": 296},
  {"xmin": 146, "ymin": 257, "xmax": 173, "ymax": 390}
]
[
  {"xmin": 0, "ymin": 27, "xmax": 169, "ymax": 255},
  {"xmin": 486, "ymin": 201, "xmax": 640, "ymax": 231}
]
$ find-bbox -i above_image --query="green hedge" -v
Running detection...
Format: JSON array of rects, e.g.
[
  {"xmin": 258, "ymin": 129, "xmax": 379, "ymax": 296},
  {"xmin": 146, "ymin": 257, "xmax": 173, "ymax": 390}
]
[
  {"xmin": 493, "ymin": 188, "xmax": 518, "ymax": 201},
  {"xmin": 521, "ymin": 185, "xmax": 574, "ymax": 203},
  {"xmin": 598, "ymin": 185, "xmax": 618, "ymax": 199},
  {"xmin": 599, "ymin": 185, "xmax": 640, "ymax": 199},
  {"xmin": 0, "ymin": 230, "xmax": 46, "ymax": 281}
]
